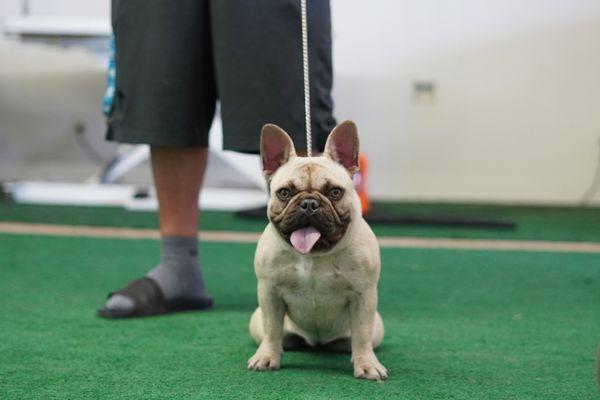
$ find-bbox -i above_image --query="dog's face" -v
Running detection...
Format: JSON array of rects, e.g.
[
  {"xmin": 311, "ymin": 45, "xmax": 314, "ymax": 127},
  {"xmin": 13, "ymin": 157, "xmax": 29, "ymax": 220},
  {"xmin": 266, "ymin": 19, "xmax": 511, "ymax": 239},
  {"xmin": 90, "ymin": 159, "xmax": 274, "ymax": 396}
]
[{"xmin": 260, "ymin": 121, "xmax": 361, "ymax": 254}]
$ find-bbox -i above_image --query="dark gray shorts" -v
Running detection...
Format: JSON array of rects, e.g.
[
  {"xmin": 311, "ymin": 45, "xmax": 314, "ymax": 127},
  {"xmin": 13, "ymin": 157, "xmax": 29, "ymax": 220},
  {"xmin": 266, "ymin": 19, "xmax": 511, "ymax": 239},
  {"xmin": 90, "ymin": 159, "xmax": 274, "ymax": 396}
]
[{"xmin": 106, "ymin": 0, "xmax": 336, "ymax": 153}]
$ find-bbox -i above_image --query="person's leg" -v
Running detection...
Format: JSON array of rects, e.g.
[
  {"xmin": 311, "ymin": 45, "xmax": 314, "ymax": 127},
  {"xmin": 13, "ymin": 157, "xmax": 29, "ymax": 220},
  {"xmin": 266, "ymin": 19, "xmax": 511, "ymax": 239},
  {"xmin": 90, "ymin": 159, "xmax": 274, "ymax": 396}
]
[
  {"xmin": 151, "ymin": 147, "xmax": 207, "ymax": 238},
  {"xmin": 102, "ymin": 147, "xmax": 211, "ymax": 315},
  {"xmin": 99, "ymin": 0, "xmax": 215, "ymax": 318},
  {"xmin": 105, "ymin": 147, "xmax": 209, "ymax": 313},
  {"xmin": 146, "ymin": 147, "xmax": 208, "ymax": 300}
]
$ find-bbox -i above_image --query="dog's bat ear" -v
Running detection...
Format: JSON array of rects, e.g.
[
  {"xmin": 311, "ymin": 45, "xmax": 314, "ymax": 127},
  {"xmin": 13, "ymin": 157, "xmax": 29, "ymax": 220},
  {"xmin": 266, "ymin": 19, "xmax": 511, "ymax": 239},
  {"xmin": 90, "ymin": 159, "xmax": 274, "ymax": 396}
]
[
  {"xmin": 260, "ymin": 124, "xmax": 297, "ymax": 180},
  {"xmin": 324, "ymin": 120, "xmax": 359, "ymax": 175}
]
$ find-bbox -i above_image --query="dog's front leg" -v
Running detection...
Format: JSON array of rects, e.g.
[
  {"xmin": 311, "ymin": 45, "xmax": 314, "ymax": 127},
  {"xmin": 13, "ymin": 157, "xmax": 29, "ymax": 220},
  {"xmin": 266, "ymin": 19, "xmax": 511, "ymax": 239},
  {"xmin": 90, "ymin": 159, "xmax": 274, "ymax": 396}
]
[
  {"xmin": 349, "ymin": 288, "xmax": 388, "ymax": 380},
  {"xmin": 247, "ymin": 283, "xmax": 285, "ymax": 371}
]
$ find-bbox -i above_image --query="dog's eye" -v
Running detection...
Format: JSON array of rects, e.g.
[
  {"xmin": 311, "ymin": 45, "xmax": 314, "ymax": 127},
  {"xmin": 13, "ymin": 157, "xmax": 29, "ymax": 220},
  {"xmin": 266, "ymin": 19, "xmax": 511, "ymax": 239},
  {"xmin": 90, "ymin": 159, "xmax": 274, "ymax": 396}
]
[
  {"xmin": 328, "ymin": 187, "xmax": 344, "ymax": 200},
  {"xmin": 276, "ymin": 188, "xmax": 291, "ymax": 201}
]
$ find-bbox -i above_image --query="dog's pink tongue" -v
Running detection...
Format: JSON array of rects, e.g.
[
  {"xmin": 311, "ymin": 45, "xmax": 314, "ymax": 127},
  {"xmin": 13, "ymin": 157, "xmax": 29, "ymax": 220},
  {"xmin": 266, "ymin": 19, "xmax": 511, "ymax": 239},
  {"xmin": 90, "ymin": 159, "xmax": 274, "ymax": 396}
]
[{"xmin": 290, "ymin": 227, "xmax": 321, "ymax": 254}]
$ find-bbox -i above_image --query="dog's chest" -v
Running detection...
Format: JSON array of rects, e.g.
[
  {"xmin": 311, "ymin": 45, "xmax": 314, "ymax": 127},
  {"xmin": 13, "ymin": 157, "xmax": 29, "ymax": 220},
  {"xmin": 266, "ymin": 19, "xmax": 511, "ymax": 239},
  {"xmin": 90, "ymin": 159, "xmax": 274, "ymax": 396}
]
[
  {"xmin": 278, "ymin": 257, "xmax": 356, "ymax": 316},
  {"xmin": 283, "ymin": 257, "xmax": 353, "ymax": 291}
]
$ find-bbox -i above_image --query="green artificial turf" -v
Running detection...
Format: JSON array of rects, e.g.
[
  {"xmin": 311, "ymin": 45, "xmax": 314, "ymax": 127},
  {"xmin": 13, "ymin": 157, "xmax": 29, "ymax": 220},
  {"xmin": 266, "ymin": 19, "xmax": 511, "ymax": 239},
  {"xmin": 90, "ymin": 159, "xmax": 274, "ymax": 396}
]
[
  {"xmin": 1, "ymin": 201, "xmax": 600, "ymax": 242},
  {"xmin": 1, "ymin": 233, "xmax": 599, "ymax": 399}
]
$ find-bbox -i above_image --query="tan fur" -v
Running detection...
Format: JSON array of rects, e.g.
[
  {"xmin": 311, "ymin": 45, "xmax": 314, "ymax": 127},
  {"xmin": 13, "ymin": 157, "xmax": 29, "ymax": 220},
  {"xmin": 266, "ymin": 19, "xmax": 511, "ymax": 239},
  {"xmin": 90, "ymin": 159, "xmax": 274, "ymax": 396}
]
[{"xmin": 247, "ymin": 123, "xmax": 388, "ymax": 381}]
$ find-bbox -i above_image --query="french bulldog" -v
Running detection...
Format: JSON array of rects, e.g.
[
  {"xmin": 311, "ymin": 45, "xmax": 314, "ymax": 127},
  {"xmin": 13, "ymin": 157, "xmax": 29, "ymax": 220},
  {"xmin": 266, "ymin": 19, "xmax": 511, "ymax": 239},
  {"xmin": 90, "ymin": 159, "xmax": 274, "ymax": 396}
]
[{"xmin": 247, "ymin": 121, "xmax": 387, "ymax": 381}]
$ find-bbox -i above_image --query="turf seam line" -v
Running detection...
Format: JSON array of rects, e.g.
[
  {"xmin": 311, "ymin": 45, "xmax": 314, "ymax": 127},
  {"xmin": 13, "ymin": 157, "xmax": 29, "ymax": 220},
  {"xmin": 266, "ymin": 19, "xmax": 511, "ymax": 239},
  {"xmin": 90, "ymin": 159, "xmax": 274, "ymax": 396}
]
[{"xmin": 2, "ymin": 222, "xmax": 600, "ymax": 254}]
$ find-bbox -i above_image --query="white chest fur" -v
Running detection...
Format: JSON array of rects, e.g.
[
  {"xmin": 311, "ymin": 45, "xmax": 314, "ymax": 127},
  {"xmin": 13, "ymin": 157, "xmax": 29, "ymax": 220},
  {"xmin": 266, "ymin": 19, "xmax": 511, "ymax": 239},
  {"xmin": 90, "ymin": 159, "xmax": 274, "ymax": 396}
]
[{"xmin": 277, "ymin": 254, "xmax": 357, "ymax": 343}]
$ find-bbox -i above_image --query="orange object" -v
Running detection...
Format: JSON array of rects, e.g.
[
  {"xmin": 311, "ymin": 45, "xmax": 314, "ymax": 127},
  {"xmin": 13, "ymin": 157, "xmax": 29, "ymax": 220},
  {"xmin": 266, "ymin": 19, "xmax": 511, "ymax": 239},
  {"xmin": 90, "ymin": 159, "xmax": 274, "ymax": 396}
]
[{"xmin": 355, "ymin": 153, "xmax": 371, "ymax": 215}]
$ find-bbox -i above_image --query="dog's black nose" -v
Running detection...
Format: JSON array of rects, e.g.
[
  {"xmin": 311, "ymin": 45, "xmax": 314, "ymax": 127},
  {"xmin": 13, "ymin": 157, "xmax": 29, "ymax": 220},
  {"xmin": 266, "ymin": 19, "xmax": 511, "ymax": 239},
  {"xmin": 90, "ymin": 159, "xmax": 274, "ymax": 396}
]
[{"xmin": 299, "ymin": 198, "xmax": 320, "ymax": 213}]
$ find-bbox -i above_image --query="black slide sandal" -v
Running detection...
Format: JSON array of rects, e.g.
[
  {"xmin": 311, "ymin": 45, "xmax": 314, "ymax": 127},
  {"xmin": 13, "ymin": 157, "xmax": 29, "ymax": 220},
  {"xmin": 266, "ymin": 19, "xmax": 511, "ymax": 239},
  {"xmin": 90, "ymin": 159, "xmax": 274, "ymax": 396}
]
[{"xmin": 97, "ymin": 277, "xmax": 213, "ymax": 319}]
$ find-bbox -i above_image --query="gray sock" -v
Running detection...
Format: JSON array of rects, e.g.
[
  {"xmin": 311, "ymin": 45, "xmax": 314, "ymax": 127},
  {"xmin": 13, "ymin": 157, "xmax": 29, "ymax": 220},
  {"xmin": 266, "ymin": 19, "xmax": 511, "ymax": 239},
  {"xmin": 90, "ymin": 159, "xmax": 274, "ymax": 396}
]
[
  {"xmin": 105, "ymin": 237, "xmax": 207, "ymax": 311},
  {"xmin": 147, "ymin": 236, "xmax": 206, "ymax": 300}
]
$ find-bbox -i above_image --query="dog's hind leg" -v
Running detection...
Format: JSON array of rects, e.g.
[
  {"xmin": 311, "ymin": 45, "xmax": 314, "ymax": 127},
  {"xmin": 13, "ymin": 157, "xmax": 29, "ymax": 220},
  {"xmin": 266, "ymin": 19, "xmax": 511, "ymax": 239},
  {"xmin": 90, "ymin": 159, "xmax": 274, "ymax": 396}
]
[
  {"xmin": 371, "ymin": 311, "xmax": 384, "ymax": 350},
  {"xmin": 249, "ymin": 307, "xmax": 264, "ymax": 345},
  {"xmin": 249, "ymin": 307, "xmax": 309, "ymax": 349}
]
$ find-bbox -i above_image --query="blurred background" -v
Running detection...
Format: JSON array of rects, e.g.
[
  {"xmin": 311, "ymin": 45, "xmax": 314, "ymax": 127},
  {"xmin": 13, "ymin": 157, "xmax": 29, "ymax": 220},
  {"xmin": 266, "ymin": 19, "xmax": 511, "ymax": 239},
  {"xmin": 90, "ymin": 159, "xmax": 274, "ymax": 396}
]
[{"xmin": 1, "ymin": 0, "xmax": 599, "ymax": 208}]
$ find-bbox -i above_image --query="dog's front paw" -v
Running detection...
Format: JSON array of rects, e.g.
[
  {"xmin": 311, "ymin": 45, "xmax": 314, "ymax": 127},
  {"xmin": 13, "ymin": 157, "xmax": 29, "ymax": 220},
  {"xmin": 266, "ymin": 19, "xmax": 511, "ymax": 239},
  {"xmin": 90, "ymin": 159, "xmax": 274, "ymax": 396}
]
[
  {"xmin": 352, "ymin": 352, "xmax": 388, "ymax": 381},
  {"xmin": 247, "ymin": 350, "xmax": 281, "ymax": 371}
]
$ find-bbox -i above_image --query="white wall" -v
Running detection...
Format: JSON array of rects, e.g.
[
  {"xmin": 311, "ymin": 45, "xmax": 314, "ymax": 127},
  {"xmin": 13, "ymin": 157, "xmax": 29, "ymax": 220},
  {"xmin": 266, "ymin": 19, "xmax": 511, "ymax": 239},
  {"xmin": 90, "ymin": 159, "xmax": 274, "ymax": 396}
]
[
  {"xmin": 0, "ymin": 0, "xmax": 108, "ymax": 18},
  {"xmin": 1, "ymin": 0, "xmax": 599, "ymax": 204},
  {"xmin": 331, "ymin": 0, "xmax": 600, "ymax": 204}
]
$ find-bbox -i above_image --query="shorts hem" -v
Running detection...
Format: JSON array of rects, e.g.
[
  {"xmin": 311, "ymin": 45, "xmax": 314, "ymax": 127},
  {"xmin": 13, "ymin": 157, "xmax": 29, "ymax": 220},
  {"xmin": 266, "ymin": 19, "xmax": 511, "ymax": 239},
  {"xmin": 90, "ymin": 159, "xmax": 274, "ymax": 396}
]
[{"xmin": 106, "ymin": 125, "xmax": 209, "ymax": 148}]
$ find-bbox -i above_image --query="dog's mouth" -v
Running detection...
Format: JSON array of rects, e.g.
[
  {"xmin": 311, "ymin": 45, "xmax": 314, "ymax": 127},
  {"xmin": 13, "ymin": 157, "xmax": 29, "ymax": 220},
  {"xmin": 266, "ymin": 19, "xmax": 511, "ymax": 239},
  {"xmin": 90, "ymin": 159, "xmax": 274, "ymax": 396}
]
[
  {"xmin": 278, "ymin": 214, "xmax": 349, "ymax": 255},
  {"xmin": 270, "ymin": 194, "xmax": 352, "ymax": 255},
  {"xmin": 289, "ymin": 226, "xmax": 322, "ymax": 254}
]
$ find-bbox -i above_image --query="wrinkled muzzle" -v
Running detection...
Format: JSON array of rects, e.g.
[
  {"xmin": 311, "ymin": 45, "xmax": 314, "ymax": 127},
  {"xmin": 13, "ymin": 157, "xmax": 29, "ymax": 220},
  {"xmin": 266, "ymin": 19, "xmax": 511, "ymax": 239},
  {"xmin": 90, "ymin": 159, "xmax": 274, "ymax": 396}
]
[{"xmin": 272, "ymin": 194, "xmax": 351, "ymax": 254}]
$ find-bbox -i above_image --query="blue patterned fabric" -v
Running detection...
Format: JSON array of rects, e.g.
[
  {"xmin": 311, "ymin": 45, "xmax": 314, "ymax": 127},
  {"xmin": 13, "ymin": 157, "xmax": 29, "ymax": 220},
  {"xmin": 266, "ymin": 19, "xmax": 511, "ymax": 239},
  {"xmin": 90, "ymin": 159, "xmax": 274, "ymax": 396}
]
[{"xmin": 103, "ymin": 36, "xmax": 116, "ymax": 116}]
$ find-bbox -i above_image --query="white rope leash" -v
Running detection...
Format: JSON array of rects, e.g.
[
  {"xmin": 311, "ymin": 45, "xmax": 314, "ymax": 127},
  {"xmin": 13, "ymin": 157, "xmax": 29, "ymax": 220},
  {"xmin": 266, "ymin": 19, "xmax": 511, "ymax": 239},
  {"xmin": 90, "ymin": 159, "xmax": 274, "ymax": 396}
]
[{"xmin": 300, "ymin": 0, "xmax": 312, "ymax": 157}]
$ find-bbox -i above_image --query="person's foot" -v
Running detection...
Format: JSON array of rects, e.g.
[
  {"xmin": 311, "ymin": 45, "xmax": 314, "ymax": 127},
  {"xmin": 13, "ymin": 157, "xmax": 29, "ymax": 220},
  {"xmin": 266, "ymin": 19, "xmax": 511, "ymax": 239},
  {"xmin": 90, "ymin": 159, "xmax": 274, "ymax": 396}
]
[
  {"xmin": 104, "ymin": 293, "xmax": 134, "ymax": 312},
  {"xmin": 98, "ymin": 237, "xmax": 212, "ymax": 318}
]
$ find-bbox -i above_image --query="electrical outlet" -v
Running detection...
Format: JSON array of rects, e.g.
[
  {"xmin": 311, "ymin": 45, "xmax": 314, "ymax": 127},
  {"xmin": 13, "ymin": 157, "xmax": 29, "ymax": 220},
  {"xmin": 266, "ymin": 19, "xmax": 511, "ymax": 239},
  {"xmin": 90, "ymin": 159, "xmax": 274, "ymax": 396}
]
[{"xmin": 413, "ymin": 80, "xmax": 436, "ymax": 104}]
